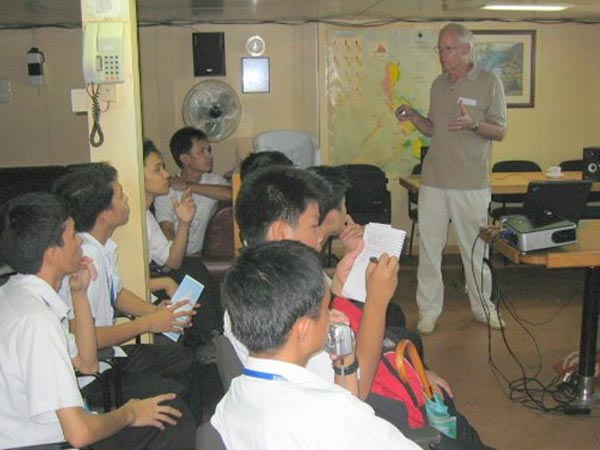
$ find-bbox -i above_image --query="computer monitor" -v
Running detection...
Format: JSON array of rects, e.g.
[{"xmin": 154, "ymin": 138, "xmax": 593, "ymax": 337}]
[{"xmin": 523, "ymin": 180, "xmax": 592, "ymax": 226}]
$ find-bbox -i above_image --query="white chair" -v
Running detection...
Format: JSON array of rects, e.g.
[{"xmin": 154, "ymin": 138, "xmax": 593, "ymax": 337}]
[{"xmin": 253, "ymin": 130, "xmax": 319, "ymax": 169}]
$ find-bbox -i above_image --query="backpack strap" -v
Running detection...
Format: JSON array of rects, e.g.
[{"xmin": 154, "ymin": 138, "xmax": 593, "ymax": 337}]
[{"xmin": 380, "ymin": 353, "xmax": 421, "ymax": 409}]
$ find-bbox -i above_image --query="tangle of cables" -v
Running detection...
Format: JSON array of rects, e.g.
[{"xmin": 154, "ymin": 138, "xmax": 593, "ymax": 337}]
[{"xmin": 471, "ymin": 229, "xmax": 594, "ymax": 416}]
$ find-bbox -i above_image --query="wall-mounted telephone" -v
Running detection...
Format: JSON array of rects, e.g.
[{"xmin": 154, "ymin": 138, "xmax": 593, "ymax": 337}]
[{"xmin": 82, "ymin": 22, "xmax": 124, "ymax": 84}]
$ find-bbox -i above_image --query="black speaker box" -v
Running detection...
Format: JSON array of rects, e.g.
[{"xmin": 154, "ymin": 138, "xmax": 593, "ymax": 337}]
[
  {"xmin": 193, "ymin": 32, "xmax": 226, "ymax": 76},
  {"xmin": 583, "ymin": 147, "xmax": 600, "ymax": 181}
]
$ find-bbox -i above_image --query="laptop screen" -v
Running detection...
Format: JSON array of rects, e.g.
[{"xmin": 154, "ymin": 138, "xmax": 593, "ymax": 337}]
[{"xmin": 523, "ymin": 180, "xmax": 592, "ymax": 226}]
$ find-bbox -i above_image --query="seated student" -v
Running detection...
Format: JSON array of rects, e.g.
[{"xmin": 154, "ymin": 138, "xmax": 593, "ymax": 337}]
[
  {"xmin": 143, "ymin": 140, "xmax": 224, "ymax": 346},
  {"xmin": 226, "ymin": 165, "xmax": 399, "ymax": 399},
  {"xmin": 310, "ymin": 166, "xmax": 496, "ymax": 450},
  {"xmin": 212, "ymin": 240, "xmax": 421, "ymax": 450},
  {"xmin": 154, "ymin": 128, "xmax": 232, "ymax": 257},
  {"xmin": 0, "ymin": 193, "xmax": 195, "ymax": 450},
  {"xmin": 53, "ymin": 163, "xmax": 201, "ymax": 418},
  {"xmin": 307, "ymin": 165, "xmax": 406, "ymax": 328},
  {"xmin": 239, "ymin": 150, "xmax": 293, "ymax": 181}
]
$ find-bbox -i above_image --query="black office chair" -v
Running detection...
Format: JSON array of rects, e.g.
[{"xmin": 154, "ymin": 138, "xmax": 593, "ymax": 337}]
[
  {"xmin": 338, "ymin": 164, "xmax": 391, "ymax": 225},
  {"xmin": 489, "ymin": 160, "xmax": 542, "ymax": 221},
  {"xmin": 407, "ymin": 163, "xmax": 421, "ymax": 257},
  {"xmin": 213, "ymin": 333, "xmax": 244, "ymax": 391},
  {"xmin": 560, "ymin": 159, "xmax": 600, "ymax": 219}
]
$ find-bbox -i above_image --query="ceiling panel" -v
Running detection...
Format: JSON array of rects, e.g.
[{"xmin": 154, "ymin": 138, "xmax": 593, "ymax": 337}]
[{"xmin": 1, "ymin": 0, "xmax": 600, "ymax": 29}]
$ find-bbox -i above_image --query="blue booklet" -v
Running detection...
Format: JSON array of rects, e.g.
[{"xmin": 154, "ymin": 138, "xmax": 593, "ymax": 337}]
[{"xmin": 162, "ymin": 275, "xmax": 204, "ymax": 342}]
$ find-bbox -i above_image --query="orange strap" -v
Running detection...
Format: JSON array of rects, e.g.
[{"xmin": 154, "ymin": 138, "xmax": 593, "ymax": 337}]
[{"xmin": 394, "ymin": 339, "xmax": 433, "ymax": 400}]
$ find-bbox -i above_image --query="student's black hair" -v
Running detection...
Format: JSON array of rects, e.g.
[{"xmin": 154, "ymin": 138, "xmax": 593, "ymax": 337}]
[
  {"xmin": 307, "ymin": 165, "xmax": 351, "ymax": 217},
  {"xmin": 0, "ymin": 192, "xmax": 69, "ymax": 274},
  {"xmin": 239, "ymin": 151, "xmax": 293, "ymax": 181},
  {"xmin": 224, "ymin": 240, "xmax": 325, "ymax": 353},
  {"xmin": 143, "ymin": 137, "xmax": 162, "ymax": 165},
  {"xmin": 235, "ymin": 166, "xmax": 330, "ymax": 246},
  {"xmin": 169, "ymin": 127, "xmax": 209, "ymax": 169},
  {"xmin": 52, "ymin": 162, "xmax": 117, "ymax": 233}
]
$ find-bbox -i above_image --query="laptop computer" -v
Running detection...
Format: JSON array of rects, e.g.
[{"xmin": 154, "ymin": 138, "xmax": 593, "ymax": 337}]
[{"xmin": 523, "ymin": 180, "xmax": 592, "ymax": 227}]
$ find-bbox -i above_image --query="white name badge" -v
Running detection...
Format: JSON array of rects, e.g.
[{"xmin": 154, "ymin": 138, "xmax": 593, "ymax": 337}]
[{"xmin": 458, "ymin": 97, "xmax": 477, "ymax": 106}]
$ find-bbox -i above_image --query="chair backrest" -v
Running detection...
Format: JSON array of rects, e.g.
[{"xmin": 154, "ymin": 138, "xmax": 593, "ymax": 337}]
[
  {"xmin": 201, "ymin": 203, "xmax": 234, "ymax": 260},
  {"xmin": 253, "ymin": 130, "xmax": 319, "ymax": 169},
  {"xmin": 408, "ymin": 164, "xmax": 421, "ymax": 206},
  {"xmin": 196, "ymin": 421, "xmax": 227, "ymax": 450},
  {"xmin": 339, "ymin": 164, "xmax": 391, "ymax": 225},
  {"xmin": 213, "ymin": 334, "xmax": 244, "ymax": 391},
  {"xmin": 491, "ymin": 160, "xmax": 542, "ymax": 204},
  {"xmin": 492, "ymin": 160, "xmax": 542, "ymax": 173},
  {"xmin": 559, "ymin": 159, "xmax": 583, "ymax": 172}
]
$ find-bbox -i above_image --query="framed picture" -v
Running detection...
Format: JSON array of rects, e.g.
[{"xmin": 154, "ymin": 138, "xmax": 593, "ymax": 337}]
[
  {"xmin": 241, "ymin": 57, "xmax": 270, "ymax": 93},
  {"xmin": 472, "ymin": 30, "xmax": 536, "ymax": 108}
]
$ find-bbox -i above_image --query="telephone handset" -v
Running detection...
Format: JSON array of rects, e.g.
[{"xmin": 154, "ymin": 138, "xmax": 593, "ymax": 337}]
[{"xmin": 82, "ymin": 22, "xmax": 124, "ymax": 84}]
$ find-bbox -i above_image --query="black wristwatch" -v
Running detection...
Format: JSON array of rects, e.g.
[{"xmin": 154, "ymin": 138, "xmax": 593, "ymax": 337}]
[{"xmin": 332, "ymin": 357, "xmax": 359, "ymax": 375}]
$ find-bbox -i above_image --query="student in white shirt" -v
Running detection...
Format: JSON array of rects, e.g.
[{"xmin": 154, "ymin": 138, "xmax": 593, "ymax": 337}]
[
  {"xmin": 53, "ymin": 163, "xmax": 201, "ymax": 420},
  {"xmin": 154, "ymin": 127, "xmax": 231, "ymax": 256},
  {"xmin": 212, "ymin": 240, "xmax": 421, "ymax": 450},
  {"xmin": 0, "ymin": 193, "xmax": 194, "ymax": 450},
  {"xmin": 143, "ymin": 139, "xmax": 224, "ymax": 346}
]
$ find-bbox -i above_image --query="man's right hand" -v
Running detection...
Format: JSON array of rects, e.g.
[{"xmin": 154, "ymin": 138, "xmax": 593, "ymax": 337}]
[
  {"xmin": 365, "ymin": 253, "xmax": 399, "ymax": 308},
  {"xmin": 144, "ymin": 299, "xmax": 194, "ymax": 334},
  {"xmin": 395, "ymin": 105, "xmax": 413, "ymax": 122},
  {"xmin": 126, "ymin": 393, "xmax": 182, "ymax": 430}
]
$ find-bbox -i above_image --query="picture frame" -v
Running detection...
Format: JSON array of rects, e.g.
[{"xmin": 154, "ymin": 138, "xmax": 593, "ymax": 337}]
[
  {"xmin": 472, "ymin": 30, "xmax": 536, "ymax": 108},
  {"xmin": 241, "ymin": 57, "xmax": 270, "ymax": 93}
]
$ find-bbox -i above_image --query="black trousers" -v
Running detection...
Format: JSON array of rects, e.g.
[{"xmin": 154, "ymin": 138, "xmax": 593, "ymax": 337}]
[{"xmin": 82, "ymin": 344, "xmax": 200, "ymax": 449}]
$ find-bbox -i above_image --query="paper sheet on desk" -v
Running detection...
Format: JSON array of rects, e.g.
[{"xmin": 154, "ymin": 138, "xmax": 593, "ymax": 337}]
[
  {"xmin": 162, "ymin": 275, "xmax": 204, "ymax": 342},
  {"xmin": 341, "ymin": 223, "xmax": 406, "ymax": 302}
]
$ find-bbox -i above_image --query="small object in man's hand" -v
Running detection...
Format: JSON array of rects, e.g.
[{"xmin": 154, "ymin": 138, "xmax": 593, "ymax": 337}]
[{"xmin": 369, "ymin": 256, "xmax": 379, "ymax": 263}]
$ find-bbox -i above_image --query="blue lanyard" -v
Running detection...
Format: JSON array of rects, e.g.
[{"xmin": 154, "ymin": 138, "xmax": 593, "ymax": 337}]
[{"xmin": 243, "ymin": 368, "xmax": 287, "ymax": 381}]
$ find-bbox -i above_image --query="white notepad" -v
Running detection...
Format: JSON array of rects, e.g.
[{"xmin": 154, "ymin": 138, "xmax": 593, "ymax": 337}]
[
  {"xmin": 341, "ymin": 223, "xmax": 406, "ymax": 302},
  {"xmin": 162, "ymin": 275, "xmax": 205, "ymax": 342}
]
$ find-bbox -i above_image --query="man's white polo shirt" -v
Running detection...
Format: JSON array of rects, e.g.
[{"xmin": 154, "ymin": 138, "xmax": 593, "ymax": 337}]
[{"xmin": 0, "ymin": 275, "xmax": 84, "ymax": 448}]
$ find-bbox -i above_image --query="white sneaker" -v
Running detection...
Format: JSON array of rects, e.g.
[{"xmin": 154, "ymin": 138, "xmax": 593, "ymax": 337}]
[
  {"xmin": 475, "ymin": 311, "xmax": 506, "ymax": 330},
  {"xmin": 417, "ymin": 317, "xmax": 436, "ymax": 335}
]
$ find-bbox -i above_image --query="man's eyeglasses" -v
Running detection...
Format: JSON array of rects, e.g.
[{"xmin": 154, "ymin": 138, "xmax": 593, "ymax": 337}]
[{"xmin": 433, "ymin": 45, "xmax": 460, "ymax": 54}]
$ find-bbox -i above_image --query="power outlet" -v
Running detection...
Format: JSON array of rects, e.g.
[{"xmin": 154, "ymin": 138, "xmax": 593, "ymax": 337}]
[{"xmin": 99, "ymin": 84, "xmax": 118, "ymax": 102}]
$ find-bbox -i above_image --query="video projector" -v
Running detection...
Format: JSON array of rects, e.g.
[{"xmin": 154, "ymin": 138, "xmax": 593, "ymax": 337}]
[{"xmin": 501, "ymin": 213, "xmax": 577, "ymax": 252}]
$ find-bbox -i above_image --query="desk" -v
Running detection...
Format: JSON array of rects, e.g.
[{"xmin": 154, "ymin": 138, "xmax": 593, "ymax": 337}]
[
  {"xmin": 480, "ymin": 220, "xmax": 600, "ymax": 407},
  {"xmin": 399, "ymin": 171, "xmax": 600, "ymax": 195}
]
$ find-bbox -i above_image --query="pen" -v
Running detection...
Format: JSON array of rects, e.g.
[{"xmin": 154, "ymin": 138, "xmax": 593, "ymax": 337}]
[{"xmin": 369, "ymin": 256, "xmax": 379, "ymax": 263}]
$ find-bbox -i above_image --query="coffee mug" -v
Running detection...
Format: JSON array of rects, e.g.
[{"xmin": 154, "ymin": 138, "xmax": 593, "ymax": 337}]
[{"xmin": 547, "ymin": 165, "xmax": 562, "ymax": 176}]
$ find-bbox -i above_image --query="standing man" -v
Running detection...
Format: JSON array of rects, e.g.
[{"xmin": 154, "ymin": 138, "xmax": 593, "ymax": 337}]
[{"xmin": 396, "ymin": 23, "xmax": 507, "ymax": 335}]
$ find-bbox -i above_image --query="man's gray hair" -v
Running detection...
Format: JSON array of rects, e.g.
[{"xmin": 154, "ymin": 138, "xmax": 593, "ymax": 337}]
[{"xmin": 440, "ymin": 23, "xmax": 474, "ymax": 50}]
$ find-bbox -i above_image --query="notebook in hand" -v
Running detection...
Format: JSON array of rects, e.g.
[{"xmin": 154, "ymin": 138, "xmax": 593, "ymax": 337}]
[{"xmin": 341, "ymin": 223, "xmax": 405, "ymax": 302}]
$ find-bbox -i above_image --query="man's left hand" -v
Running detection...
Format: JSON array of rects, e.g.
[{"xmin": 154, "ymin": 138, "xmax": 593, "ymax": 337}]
[{"xmin": 448, "ymin": 101, "xmax": 475, "ymax": 131}]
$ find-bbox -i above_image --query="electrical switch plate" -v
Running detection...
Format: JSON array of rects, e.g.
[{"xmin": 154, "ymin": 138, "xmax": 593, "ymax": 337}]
[{"xmin": 0, "ymin": 80, "xmax": 11, "ymax": 103}]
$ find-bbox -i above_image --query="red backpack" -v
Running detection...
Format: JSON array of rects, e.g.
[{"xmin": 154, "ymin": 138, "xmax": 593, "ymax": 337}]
[{"xmin": 332, "ymin": 296, "xmax": 427, "ymax": 429}]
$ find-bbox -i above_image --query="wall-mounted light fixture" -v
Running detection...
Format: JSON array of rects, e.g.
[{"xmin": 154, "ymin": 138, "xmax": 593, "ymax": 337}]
[
  {"xmin": 245, "ymin": 35, "xmax": 265, "ymax": 57},
  {"xmin": 481, "ymin": 3, "xmax": 571, "ymax": 11}
]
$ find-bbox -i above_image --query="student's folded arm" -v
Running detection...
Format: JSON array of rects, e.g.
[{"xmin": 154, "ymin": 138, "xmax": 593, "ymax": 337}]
[{"xmin": 188, "ymin": 183, "xmax": 232, "ymax": 201}]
